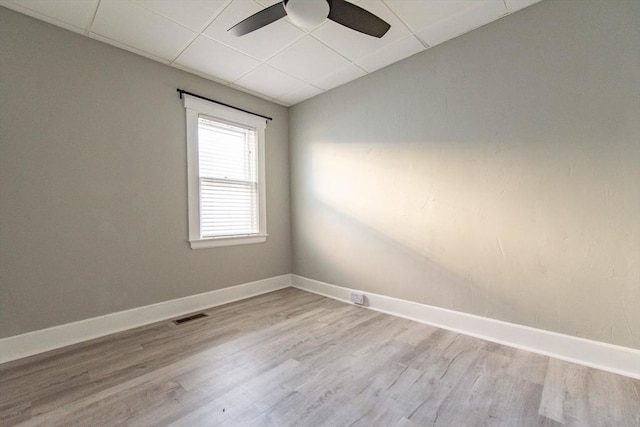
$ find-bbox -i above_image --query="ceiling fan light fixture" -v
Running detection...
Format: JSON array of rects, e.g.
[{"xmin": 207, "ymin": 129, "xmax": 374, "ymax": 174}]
[
  {"xmin": 228, "ymin": 0, "xmax": 390, "ymax": 38},
  {"xmin": 284, "ymin": 0, "xmax": 330, "ymax": 29}
]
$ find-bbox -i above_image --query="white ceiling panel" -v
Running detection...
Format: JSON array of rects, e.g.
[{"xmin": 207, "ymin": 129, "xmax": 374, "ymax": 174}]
[
  {"xmin": 203, "ymin": 0, "xmax": 305, "ymax": 61},
  {"xmin": 268, "ymin": 36, "xmax": 353, "ymax": 84},
  {"xmin": 2, "ymin": 0, "xmax": 544, "ymax": 105},
  {"xmin": 278, "ymin": 84, "xmax": 325, "ymax": 106},
  {"xmin": 257, "ymin": 0, "xmax": 286, "ymax": 7},
  {"xmin": 131, "ymin": 0, "xmax": 226, "ymax": 31},
  {"xmin": 235, "ymin": 64, "xmax": 307, "ymax": 100},
  {"xmin": 175, "ymin": 35, "xmax": 260, "ymax": 82},
  {"xmin": 505, "ymin": 0, "xmax": 543, "ymax": 13},
  {"xmin": 416, "ymin": 0, "xmax": 507, "ymax": 48},
  {"xmin": 92, "ymin": 0, "xmax": 196, "ymax": 61},
  {"xmin": 1, "ymin": 0, "xmax": 98, "ymax": 32},
  {"xmin": 312, "ymin": 0, "xmax": 411, "ymax": 62},
  {"xmin": 314, "ymin": 63, "xmax": 367, "ymax": 91},
  {"xmin": 385, "ymin": 0, "xmax": 487, "ymax": 32},
  {"xmin": 90, "ymin": 32, "xmax": 170, "ymax": 63},
  {"xmin": 356, "ymin": 35, "xmax": 425, "ymax": 73}
]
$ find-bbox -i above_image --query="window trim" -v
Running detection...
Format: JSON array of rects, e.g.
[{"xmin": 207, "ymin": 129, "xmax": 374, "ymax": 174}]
[{"xmin": 183, "ymin": 94, "xmax": 267, "ymax": 249}]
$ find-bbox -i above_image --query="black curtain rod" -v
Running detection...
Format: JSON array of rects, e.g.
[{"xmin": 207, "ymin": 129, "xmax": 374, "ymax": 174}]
[{"xmin": 177, "ymin": 89, "xmax": 273, "ymax": 121}]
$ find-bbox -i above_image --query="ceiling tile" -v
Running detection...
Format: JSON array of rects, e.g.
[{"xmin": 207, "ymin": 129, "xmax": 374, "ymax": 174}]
[
  {"xmin": 131, "ymin": 0, "xmax": 226, "ymax": 31},
  {"xmin": 415, "ymin": 0, "xmax": 507, "ymax": 48},
  {"xmin": 504, "ymin": 0, "xmax": 543, "ymax": 13},
  {"xmin": 278, "ymin": 84, "xmax": 325, "ymax": 106},
  {"xmin": 312, "ymin": 0, "xmax": 411, "ymax": 62},
  {"xmin": 314, "ymin": 63, "xmax": 367, "ymax": 91},
  {"xmin": 92, "ymin": 0, "xmax": 196, "ymax": 60},
  {"xmin": 203, "ymin": 0, "xmax": 304, "ymax": 61},
  {"xmin": 234, "ymin": 64, "xmax": 307, "ymax": 100},
  {"xmin": 171, "ymin": 63, "xmax": 231, "ymax": 86},
  {"xmin": 355, "ymin": 35, "xmax": 424, "ymax": 73},
  {"xmin": 90, "ymin": 32, "xmax": 170, "ymax": 63},
  {"xmin": 268, "ymin": 36, "xmax": 352, "ymax": 84},
  {"xmin": 2, "ymin": 0, "xmax": 98, "ymax": 31},
  {"xmin": 229, "ymin": 82, "xmax": 278, "ymax": 103},
  {"xmin": 256, "ymin": 0, "xmax": 285, "ymax": 7},
  {"xmin": 385, "ymin": 0, "xmax": 488, "ymax": 32},
  {"xmin": 174, "ymin": 36, "xmax": 260, "ymax": 82}
]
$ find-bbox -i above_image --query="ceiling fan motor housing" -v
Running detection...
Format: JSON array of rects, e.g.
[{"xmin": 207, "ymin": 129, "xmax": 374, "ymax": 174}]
[
  {"xmin": 284, "ymin": 0, "xmax": 330, "ymax": 29},
  {"xmin": 228, "ymin": 0, "xmax": 390, "ymax": 38}
]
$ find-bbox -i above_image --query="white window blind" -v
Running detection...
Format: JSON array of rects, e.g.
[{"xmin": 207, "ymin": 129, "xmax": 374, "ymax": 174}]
[
  {"xmin": 183, "ymin": 93, "xmax": 267, "ymax": 249},
  {"xmin": 198, "ymin": 116, "xmax": 258, "ymax": 238}
]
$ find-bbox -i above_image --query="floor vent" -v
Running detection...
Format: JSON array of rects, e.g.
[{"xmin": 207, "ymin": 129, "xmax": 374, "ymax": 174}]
[{"xmin": 172, "ymin": 312, "xmax": 208, "ymax": 325}]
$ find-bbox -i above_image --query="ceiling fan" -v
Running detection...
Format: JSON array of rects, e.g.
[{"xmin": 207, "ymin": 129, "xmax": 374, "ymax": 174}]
[{"xmin": 228, "ymin": 0, "xmax": 391, "ymax": 38}]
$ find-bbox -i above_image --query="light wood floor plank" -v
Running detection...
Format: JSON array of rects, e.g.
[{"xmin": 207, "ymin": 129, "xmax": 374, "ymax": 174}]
[{"xmin": 1, "ymin": 288, "xmax": 638, "ymax": 426}]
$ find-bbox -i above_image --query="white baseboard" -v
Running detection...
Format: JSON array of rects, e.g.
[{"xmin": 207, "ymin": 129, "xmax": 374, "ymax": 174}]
[
  {"xmin": 4, "ymin": 273, "xmax": 638, "ymax": 379},
  {"xmin": 0, "ymin": 275, "xmax": 291, "ymax": 364},
  {"xmin": 291, "ymin": 274, "xmax": 640, "ymax": 379}
]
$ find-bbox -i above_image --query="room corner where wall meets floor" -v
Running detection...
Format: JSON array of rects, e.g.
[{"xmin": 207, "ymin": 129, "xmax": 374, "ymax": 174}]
[
  {"xmin": 2, "ymin": 287, "xmax": 638, "ymax": 426},
  {"xmin": 1, "ymin": 274, "xmax": 639, "ymax": 380}
]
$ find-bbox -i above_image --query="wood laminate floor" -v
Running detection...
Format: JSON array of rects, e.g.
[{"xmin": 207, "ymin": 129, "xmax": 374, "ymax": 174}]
[{"xmin": 1, "ymin": 288, "xmax": 638, "ymax": 426}]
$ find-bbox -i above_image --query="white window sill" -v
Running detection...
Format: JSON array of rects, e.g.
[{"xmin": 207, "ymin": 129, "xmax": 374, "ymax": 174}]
[{"xmin": 189, "ymin": 234, "xmax": 268, "ymax": 249}]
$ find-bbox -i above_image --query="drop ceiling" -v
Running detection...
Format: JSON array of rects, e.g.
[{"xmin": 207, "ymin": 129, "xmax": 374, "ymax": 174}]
[{"xmin": 0, "ymin": 0, "xmax": 542, "ymax": 106}]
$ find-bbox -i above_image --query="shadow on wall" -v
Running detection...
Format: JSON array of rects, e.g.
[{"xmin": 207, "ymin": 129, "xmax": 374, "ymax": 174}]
[{"xmin": 293, "ymin": 137, "xmax": 639, "ymax": 347}]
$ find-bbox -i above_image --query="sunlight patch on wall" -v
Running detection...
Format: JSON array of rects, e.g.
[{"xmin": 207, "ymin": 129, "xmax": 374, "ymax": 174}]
[{"xmin": 307, "ymin": 138, "xmax": 637, "ymax": 339}]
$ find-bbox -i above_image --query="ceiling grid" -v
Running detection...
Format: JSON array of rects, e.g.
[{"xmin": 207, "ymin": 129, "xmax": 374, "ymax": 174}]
[{"xmin": 0, "ymin": 0, "xmax": 542, "ymax": 106}]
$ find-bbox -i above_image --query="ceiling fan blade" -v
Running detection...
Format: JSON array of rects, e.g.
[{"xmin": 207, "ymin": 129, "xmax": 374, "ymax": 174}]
[
  {"xmin": 327, "ymin": 0, "xmax": 390, "ymax": 38},
  {"xmin": 228, "ymin": 2, "xmax": 287, "ymax": 36}
]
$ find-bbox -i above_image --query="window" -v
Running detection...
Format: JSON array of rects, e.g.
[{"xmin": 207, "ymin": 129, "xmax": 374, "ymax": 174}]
[{"xmin": 183, "ymin": 95, "xmax": 267, "ymax": 249}]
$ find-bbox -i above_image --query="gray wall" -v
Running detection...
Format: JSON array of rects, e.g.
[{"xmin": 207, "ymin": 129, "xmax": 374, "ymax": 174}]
[
  {"xmin": 0, "ymin": 7, "xmax": 291, "ymax": 338},
  {"xmin": 290, "ymin": 0, "xmax": 640, "ymax": 348}
]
